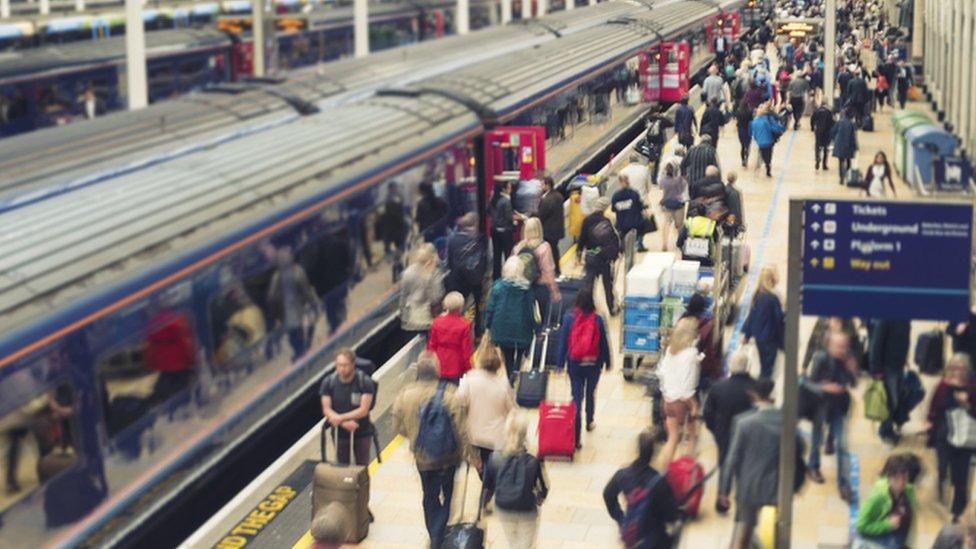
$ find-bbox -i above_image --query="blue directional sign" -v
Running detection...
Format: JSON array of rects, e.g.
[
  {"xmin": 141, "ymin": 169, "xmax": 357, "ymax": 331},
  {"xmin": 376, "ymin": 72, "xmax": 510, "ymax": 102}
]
[
  {"xmin": 802, "ymin": 199, "xmax": 974, "ymax": 321},
  {"xmin": 933, "ymin": 156, "xmax": 973, "ymax": 194}
]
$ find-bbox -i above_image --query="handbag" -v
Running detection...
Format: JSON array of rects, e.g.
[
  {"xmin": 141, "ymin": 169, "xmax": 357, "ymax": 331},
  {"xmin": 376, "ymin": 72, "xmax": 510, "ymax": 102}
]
[
  {"xmin": 947, "ymin": 407, "xmax": 976, "ymax": 449},
  {"xmin": 642, "ymin": 213, "xmax": 658, "ymax": 234},
  {"xmin": 662, "ymin": 198, "xmax": 684, "ymax": 211}
]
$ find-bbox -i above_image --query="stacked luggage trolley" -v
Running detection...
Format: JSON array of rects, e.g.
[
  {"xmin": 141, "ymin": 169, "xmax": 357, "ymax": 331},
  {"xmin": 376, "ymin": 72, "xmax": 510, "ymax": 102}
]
[{"xmin": 619, "ymin": 245, "xmax": 731, "ymax": 381}]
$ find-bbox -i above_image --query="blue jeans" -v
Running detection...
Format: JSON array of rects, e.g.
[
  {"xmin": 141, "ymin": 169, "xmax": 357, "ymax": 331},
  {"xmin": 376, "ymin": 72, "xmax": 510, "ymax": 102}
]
[
  {"xmin": 569, "ymin": 363, "xmax": 602, "ymax": 442},
  {"xmin": 755, "ymin": 340, "xmax": 779, "ymax": 379},
  {"xmin": 854, "ymin": 533, "xmax": 903, "ymax": 549},
  {"xmin": 531, "ymin": 283, "xmax": 552, "ymax": 327},
  {"xmin": 418, "ymin": 465, "xmax": 457, "ymax": 546},
  {"xmin": 809, "ymin": 409, "xmax": 850, "ymax": 490}
]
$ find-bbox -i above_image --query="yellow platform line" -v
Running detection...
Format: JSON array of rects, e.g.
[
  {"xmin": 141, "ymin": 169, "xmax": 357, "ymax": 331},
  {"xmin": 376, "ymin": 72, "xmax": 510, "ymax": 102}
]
[{"xmin": 291, "ymin": 434, "xmax": 406, "ymax": 548}]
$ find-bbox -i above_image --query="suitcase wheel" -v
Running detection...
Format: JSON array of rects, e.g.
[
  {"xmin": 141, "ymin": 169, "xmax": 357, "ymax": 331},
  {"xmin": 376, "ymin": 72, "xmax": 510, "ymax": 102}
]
[{"xmin": 622, "ymin": 356, "xmax": 635, "ymax": 381}]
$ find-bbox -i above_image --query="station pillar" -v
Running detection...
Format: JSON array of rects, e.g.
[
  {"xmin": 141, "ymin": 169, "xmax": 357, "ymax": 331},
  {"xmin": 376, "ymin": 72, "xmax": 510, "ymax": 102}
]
[
  {"xmin": 500, "ymin": 0, "xmax": 511, "ymax": 24},
  {"xmin": 1, "ymin": 0, "xmax": 9, "ymax": 19},
  {"xmin": 125, "ymin": 0, "xmax": 148, "ymax": 109},
  {"xmin": 39, "ymin": 0, "xmax": 49, "ymax": 15},
  {"xmin": 823, "ymin": 0, "xmax": 837, "ymax": 108},
  {"xmin": 354, "ymin": 0, "xmax": 368, "ymax": 57},
  {"xmin": 457, "ymin": 0, "xmax": 469, "ymax": 34}
]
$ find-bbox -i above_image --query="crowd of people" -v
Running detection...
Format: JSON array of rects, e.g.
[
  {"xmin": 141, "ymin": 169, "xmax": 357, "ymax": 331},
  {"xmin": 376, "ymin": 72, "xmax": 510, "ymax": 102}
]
[{"xmin": 304, "ymin": 1, "xmax": 976, "ymax": 548}]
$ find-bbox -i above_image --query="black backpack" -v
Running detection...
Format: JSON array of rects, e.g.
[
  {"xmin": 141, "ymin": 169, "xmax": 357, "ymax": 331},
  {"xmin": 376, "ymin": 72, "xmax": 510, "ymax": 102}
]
[
  {"xmin": 449, "ymin": 232, "xmax": 487, "ymax": 287},
  {"xmin": 589, "ymin": 218, "xmax": 620, "ymax": 259},
  {"xmin": 493, "ymin": 452, "xmax": 541, "ymax": 511}
]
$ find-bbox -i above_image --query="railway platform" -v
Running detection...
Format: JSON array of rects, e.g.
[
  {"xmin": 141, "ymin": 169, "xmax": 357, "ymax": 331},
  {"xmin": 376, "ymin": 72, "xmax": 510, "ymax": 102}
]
[{"xmin": 185, "ymin": 91, "xmax": 960, "ymax": 548}]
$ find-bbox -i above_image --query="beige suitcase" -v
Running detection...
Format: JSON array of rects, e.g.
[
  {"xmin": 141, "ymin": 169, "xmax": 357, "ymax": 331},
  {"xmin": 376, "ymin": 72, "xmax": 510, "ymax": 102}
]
[{"xmin": 312, "ymin": 424, "xmax": 370, "ymax": 543}]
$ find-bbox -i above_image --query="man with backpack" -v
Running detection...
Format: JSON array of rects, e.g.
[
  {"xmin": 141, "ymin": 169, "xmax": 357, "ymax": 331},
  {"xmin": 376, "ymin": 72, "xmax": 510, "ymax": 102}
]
[
  {"xmin": 320, "ymin": 348, "xmax": 377, "ymax": 466},
  {"xmin": 577, "ymin": 197, "xmax": 620, "ymax": 316},
  {"xmin": 445, "ymin": 213, "xmax": 488, "ymax": 333},
  {"xmin": 642, "ymin": 110, "xmax": 674, "ymax": 185},
  {"xmin": 611, "ymin": 174, "xmax": 648, "ymax": 253},
  {"xmin": 392, "ymin": 352, "xmax": 479, "ymax": 547},
  {"xmin": 603, "ymin": 429, "xmax": 680, "ymax": 548}
]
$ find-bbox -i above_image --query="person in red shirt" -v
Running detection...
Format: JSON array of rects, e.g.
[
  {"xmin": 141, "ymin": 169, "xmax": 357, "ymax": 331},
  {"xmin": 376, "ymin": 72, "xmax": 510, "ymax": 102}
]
[{"xmin": 427, "ymin": 292, "xmax": 473, "ymax": 384}]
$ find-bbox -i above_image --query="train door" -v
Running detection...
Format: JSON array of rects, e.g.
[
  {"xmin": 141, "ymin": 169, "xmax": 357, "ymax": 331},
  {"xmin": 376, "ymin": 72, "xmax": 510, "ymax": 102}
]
[
  {"xmin": 639, "ymin": 45, "xmax": 661, "ymax": 103},
  {"xmin": 658, "ymin": 41, "xmax": 690, "ymax": 103},
  {"xmin": 482, "ymin": 126, "xmax": 545, "ymax": 229}
]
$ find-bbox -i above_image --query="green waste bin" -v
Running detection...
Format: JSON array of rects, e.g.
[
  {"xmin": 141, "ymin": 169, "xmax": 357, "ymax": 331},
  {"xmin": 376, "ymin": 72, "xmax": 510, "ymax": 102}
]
[{"xmin": 891, "ymin": 110, "xmax": 932, "ymax": 178}]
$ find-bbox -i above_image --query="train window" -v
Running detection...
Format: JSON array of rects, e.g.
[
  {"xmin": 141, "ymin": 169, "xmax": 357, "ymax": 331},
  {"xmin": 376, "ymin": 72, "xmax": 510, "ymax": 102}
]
[
  {"xmin": 95, "ymin": 303, "xmax": 198, "ymax": 453},
  {"xmin": 180, "ymin": 58, "xmax": 207, "ymax": 78},
  {"xmin": 0, "ymin": 381, "xmax": 77, "ymax": 514},
  {"xmin": 149, "ymin": 65, "xmax": 174, "ymax": 83},
  {"xmin": 0, "ymin": 91, "xmax": 29, "ymax": 124}
]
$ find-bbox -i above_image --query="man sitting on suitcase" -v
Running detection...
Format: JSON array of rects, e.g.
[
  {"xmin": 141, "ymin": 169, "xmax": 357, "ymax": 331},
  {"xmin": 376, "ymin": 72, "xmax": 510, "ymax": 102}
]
[
  {"xmin": 320, "ymin": 348, "xmax": 376, "ymax": 466},
  {"xmin": 393, "ymin": 352, "xmax": 480, "ymax": 548}
]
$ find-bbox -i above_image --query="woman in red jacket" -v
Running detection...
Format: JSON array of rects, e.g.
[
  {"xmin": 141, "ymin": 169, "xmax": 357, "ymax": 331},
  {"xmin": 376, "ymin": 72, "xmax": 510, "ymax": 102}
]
[
  {"xmin": 427, "ymin": 292, "xmax": 473, "ymax": 383},
  {"xmin": 927, "ymin": 353, "xmax": 976, "ymax": 521}
]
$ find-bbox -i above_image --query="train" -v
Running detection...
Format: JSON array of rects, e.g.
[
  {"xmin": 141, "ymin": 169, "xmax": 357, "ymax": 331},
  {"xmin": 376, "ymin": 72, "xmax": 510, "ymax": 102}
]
[
  {"xmin": 0, "ymin": 0, "xmax": 498, "ymax": 137},
  {"xmin": 0, "ymin": 0, "xmax": 752, "ymax": 546},
  {"xmin": 0, "ymin": 1, "xmax": 645, "ymax": 204}
]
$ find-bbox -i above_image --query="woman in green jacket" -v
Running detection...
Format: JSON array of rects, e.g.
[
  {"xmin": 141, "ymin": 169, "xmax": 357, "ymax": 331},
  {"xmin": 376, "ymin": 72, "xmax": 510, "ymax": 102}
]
[
  {"xmin": 855, "ymin": 453, "xmax": 920, "ymax": 549},
  {"xmin": 485, "ymin": 256, "xmax": 539, "ymax": 385}
]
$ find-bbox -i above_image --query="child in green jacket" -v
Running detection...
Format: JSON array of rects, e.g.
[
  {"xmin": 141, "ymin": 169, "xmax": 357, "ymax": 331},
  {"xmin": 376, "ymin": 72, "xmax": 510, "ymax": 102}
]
[{"xmin": 855, "ymin": 454, "xmax": 919, "ymax": 549}]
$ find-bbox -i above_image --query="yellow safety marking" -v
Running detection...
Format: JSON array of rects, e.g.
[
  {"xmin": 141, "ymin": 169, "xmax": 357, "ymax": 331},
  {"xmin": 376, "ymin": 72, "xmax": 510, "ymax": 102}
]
[{"xmin": 291, "ymin": 435, "xmax": 405, "ymax": 549}]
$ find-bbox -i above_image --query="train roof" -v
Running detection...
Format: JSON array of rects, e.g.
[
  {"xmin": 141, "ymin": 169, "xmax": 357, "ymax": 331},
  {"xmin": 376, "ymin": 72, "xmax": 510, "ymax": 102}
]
[
  {"xmin": 0, "ymin": 92, "xmax": 478, "ymax": 340},
  {"xmin": 0, "ymin": 1, "xmax": 652, "ymax": 207},
  {"xmin": 0, "ymin": 27, "xmax": 231, "ymax": 81},
  {"xmin": 393, "ymin": 0, "xmax": 742, "ymax": 122}
]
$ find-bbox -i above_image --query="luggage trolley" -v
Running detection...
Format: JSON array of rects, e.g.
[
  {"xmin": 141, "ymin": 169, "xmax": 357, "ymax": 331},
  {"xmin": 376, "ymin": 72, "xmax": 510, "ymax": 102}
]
[{"xmin": 619, "ymin": 233, "xmax": 730, "ymax": 381}]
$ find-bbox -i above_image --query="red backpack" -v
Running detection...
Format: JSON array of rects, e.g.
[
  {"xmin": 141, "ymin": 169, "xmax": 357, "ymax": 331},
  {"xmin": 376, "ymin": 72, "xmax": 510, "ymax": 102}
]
[{"xmin": 568, "ymin": 310, "xmax": 600, "ymax": 363}]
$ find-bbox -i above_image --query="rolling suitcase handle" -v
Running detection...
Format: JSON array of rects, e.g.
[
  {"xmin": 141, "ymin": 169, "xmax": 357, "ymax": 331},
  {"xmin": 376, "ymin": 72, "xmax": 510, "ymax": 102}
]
[
  {"xmin": 456, "ymin": 462, "xmax": 484, "ymax": 524},
  {"xmin": 319, "ymin": 423, "xmax": 355, "ymax": 465}
]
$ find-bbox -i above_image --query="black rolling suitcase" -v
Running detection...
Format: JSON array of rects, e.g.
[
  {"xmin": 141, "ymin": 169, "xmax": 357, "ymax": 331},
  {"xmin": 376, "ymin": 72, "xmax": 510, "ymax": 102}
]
[
  {"xmin": 517, "ymin": 334, "xmax": 549, "ymax": 408},
  {"xmin": 914, "ymin": 330, "xmax": 945, "ymax": 375},
  {"xmin": 557, "ymin": 276, "xmax": 586, "ymax": 308},
  {"xmin": 441, "ymin": 464, "xmax": 485, "ymax": 548}
]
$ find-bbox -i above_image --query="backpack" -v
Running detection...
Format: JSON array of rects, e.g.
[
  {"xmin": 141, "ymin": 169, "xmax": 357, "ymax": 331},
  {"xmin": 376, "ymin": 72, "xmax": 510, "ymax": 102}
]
[
  {"xmin": 493, "ymin": 452, "xmax": 541, "ymax": 511},
  {"xmin": 517, "ymin": 245, "xmax": 540, "ymax": 283},
  {"xmin": 863, "ymin": 380, "xmax": 889, "ymax": 422},
  {"xmin": 414, "ymin": 382, "xmax": 458, "ymax": 461},
  {"xmin": 646, "ymin": 119, "xmax": 663, "ymax": 140},
  {"xmin": 451, "ymin": 232, "xmax": 486, "ymax": 286},
  {"xmin": 589, "ymin": 218, "xmax": 620, "ymax": 259},
  {"xmin": 568, "ymin": 310, "xmax": 600, "ymax": 363},
  {"xmin": 620, "ymin": 472, "xmax": 664, "ymax": 548}
]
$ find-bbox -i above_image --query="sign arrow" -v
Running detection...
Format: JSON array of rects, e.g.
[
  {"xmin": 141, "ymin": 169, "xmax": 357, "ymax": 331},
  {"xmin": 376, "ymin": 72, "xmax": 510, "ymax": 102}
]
[
  {"xmin": 810, "ymin": 258, "xmax": 820, "ymax": 267},
  {"xmin": 811, "ymin": 240, "xmax": 820, "ymax": 250},
  {"xmin": 811, "ymin": 204, "xmax": 821, "ymax": 213},
  {"xmin": 810, "ymin": 222, "xmax": 821, "ymax": 232}
]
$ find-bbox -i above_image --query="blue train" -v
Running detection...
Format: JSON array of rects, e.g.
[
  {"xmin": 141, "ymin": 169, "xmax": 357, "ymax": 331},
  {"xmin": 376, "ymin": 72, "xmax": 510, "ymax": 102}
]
[
  {"xmin": 0, "ymin": 0, "xmax": 750, "ymax": 545},
  {"xmin": 0, "ymin": 0, "xmax": 497, "ymax": 137}
]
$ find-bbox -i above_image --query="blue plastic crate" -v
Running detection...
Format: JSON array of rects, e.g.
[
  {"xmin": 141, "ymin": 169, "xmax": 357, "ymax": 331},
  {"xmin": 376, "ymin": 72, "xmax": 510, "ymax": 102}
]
[
  {"xmin": 624, "ymin": 306, "xmax": 661, "ymax": 328},
  {"xmin": 624, "ymin": 294, "xmax": 661, "ymax": 306},
  {"xmin": 623, "ymin": 328, "xmax": 660, "ymax": 352}
]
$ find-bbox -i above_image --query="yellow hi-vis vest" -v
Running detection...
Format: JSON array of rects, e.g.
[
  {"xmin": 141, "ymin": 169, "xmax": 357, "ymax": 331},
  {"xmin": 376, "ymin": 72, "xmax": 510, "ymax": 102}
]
[{"xmin": 684, "ymin": 216, "xmax": 716, "ymax": 238}]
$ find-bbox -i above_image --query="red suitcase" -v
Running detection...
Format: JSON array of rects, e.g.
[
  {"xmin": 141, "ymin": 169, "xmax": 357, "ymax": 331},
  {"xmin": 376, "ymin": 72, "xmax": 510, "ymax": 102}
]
[
  {"xmin": 537, "ymin": 400, "xmax": 576, "ymax": 459},
  {"xmin": 666, "ymin": 455, "xmax": 706, "ymax": 518}
]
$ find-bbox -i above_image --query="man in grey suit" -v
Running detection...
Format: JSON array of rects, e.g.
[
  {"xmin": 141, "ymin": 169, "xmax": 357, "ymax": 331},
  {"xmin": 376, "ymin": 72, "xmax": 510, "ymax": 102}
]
[{"xmin": 717, "ymin": 378, "xmax": 805, "ymax": 549}]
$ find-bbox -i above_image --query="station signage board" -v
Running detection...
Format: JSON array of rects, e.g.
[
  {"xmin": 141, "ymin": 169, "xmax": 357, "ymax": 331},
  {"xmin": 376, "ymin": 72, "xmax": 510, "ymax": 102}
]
[{"xmin": 801, "ymin": 199, "xmax": 974, "ymax": 321}]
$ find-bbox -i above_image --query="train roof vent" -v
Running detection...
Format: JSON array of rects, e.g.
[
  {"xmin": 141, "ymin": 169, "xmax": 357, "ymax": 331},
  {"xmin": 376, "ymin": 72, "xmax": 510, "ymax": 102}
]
[
  {"xmin": 203, "ymin": 83, "xmax": 258, "ymax": 95},
  {"xmin": 244, "ymin": 75, "xmax": 288, "ymax": 85},
  {"xmin": 265, "ymin": 88, "xmax": 320, "ymax": 116}
]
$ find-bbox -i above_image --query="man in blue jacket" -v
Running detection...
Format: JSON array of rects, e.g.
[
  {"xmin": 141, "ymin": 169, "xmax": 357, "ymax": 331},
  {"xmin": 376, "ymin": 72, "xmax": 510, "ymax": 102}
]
[
  {"xmin": 749, "ymin": 104, "xmax": 787, "ymax": 177},
  {"xmin": 610, "ymin": 173, "xmax": 647, "ymax": 253}
]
